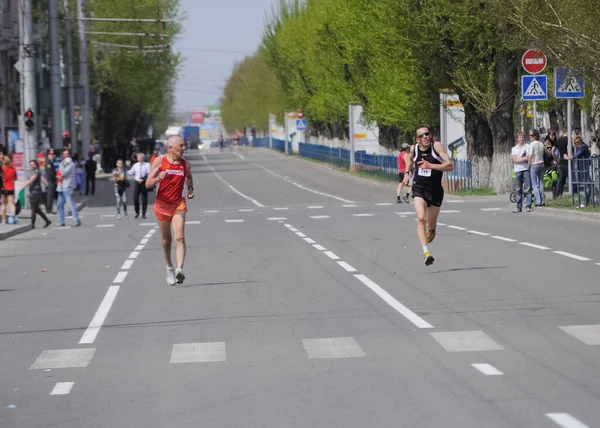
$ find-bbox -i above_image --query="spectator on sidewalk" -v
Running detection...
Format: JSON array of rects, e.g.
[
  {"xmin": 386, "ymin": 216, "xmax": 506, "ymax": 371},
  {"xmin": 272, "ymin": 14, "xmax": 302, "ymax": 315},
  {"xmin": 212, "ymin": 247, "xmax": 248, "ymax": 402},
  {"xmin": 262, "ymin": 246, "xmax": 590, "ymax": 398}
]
[
  {"xmin": 44, "ymin": 149, "xmax": 57, "ymax": 214},
  {"xmin": 113, "ymin": 159, "xmax": 129, "ymax": 219},
  {"xmin": 1, "ymin": 155, "xmax": 17, "ymax": 224},
  {"xmin": 564, "ymin": 136, "xmax": 591, "ymax": 207},
  {"xmin": 57, "ymin": 149, "xmax": 82, "ymax": 227},
  {"xmin": 85, "ymin": 152, "xmax": 97, "ymax": 196},
  {"xmin": 396, "ymin": 144, "xmax": 411, "ymax": 203},
  {"xmin": 554, "ymin": 130, "xmax": 569, "ymax": 197},
  {"xmin": 23, "ymin": 160, "xmax": 51, "ymax": 228},
  {"xmin": 512, "ymin": 131, "xmax": 532, "ymax": 213},
  {"xmin": 127, "ymin": 153, "xmax": 150, "ymax": 219},
  {"xmin": 528, "ymin": 129, "xmax": 546, "ymax": 206}
]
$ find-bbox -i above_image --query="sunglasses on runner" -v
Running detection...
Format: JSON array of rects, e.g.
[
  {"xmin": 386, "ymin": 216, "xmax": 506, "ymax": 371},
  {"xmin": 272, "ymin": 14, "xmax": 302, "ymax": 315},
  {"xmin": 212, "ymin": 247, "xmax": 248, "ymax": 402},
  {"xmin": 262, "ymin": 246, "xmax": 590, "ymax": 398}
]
[{"xmin": 418, "ymin": 132, "xmax": 430, "ymax": 138}]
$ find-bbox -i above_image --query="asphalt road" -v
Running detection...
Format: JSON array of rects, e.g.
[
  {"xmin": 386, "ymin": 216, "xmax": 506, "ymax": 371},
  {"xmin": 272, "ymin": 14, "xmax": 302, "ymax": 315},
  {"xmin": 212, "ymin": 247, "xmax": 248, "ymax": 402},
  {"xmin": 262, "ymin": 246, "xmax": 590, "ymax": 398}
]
[{"xmin": 1, "ymin": 147, "xmax": 599, "ymax": 428}]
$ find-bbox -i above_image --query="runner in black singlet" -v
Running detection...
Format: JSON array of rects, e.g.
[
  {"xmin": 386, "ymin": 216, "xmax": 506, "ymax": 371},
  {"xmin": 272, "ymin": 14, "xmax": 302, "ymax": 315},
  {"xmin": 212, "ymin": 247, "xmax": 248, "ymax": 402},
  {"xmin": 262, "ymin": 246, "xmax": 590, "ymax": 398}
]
[{"xmin": 403, "ymin": 126, "xmax": 454, "ymax": 266}]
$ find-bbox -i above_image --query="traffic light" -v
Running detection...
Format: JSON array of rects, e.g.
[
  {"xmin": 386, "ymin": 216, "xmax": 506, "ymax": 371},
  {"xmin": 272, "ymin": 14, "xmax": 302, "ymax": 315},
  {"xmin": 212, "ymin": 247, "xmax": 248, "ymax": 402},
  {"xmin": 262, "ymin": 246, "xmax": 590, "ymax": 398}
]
[{"xmin": 24, "ymin": 109, "xmax": 34, "ymax": 130}]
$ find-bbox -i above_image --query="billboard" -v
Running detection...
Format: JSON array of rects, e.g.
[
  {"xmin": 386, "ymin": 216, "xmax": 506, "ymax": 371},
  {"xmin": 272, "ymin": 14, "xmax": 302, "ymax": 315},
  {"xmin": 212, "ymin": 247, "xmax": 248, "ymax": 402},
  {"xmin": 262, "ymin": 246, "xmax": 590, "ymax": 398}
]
[{"xmin": 350, "ymin": 105, "xmax": 379, "ymax": 154}]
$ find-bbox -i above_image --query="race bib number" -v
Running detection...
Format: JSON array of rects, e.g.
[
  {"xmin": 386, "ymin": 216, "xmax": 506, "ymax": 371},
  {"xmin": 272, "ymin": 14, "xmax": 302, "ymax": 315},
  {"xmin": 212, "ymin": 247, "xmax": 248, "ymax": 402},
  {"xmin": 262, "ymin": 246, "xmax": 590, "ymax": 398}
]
[{"xmin": 418, "ymin": 168, "xmax": 432, "ymax": 177}]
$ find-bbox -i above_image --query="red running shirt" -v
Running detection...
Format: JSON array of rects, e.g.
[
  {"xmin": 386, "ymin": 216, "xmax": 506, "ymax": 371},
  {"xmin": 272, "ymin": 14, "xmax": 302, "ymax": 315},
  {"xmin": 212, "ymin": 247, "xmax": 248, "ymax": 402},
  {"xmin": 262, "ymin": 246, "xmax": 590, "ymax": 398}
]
[
  {"xmin": 2, "ymin": 166, "xmax": 16, "ymax": 190},
  {"xmin": 398, "ymin": 153, "xmax": 407, "ymax": 173},
  {"xmin": 156, "ymin": 157, "xmax": 187, "ymax": 204}
]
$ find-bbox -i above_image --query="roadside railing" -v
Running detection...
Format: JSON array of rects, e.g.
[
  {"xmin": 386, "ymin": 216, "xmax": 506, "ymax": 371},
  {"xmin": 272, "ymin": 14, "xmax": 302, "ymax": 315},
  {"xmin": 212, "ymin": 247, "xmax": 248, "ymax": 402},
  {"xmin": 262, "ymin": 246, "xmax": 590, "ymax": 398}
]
[
  {"xmin": 250, "ymin": 139, "xmax": 473, "ymax": 191},
  {"xmin": 572, "ymin": 157, "xmax": 600, "ymax": 208}
]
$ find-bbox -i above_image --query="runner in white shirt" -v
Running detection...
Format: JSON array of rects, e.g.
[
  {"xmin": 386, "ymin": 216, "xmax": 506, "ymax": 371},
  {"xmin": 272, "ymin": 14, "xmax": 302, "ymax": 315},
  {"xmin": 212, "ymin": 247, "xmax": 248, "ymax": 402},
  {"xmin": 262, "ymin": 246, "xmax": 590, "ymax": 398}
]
[{"xmin": 127, "ymin": 153, "xmax": 151, "ymax": 219}]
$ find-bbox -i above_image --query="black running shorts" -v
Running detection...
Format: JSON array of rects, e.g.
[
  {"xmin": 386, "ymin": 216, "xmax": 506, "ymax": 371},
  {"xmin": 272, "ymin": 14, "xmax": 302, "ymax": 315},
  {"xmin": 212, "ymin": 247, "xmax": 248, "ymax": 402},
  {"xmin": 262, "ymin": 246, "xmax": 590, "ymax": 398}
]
[
  {"xmin": 412, "ymin": 184, "xmax": 444, "ymax": 207},
  {"xmin": 398, "ymin": 172, "xmax": 405, "ymax": 182}
]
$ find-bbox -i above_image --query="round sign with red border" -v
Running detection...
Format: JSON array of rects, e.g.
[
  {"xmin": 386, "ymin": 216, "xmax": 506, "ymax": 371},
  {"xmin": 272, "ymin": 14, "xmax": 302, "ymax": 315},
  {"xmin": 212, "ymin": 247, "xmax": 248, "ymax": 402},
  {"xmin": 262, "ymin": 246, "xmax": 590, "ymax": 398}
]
[
  {"xmin": 522, "ymin": 50, "xmax": 547, "ymax": 74},
  {"xmin": 296, "ymin": 110, "xmax": 304, "ymax": 119}
]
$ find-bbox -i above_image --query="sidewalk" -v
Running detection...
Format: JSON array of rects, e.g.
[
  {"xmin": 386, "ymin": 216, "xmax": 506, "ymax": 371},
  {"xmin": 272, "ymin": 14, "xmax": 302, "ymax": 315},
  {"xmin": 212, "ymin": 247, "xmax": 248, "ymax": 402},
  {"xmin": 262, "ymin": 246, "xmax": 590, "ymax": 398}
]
[{"xmin": 0, "ymin": 176, "xmax": 113, "ymax": 241}]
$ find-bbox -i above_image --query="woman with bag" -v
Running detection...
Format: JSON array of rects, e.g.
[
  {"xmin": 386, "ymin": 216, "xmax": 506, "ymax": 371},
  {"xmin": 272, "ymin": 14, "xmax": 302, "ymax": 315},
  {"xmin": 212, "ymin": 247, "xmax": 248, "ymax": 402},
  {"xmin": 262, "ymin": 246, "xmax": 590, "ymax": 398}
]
[{"xmin": 23, "ymin": 160, "xmax": 51, "ymax": 228}]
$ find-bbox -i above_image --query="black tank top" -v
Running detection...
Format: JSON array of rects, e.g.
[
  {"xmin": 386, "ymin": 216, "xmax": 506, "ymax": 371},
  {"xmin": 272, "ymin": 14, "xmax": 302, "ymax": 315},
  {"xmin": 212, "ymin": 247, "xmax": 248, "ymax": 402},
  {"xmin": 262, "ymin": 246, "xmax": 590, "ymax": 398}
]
[{"xmin": 413, "ymin": 143, "xmax": 443, "ymax": 187}]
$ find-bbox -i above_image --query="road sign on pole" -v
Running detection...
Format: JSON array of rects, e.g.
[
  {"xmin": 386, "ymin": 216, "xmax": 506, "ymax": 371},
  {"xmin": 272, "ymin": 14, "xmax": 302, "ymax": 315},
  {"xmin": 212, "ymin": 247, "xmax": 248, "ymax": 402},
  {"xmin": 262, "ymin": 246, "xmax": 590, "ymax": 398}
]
[
  {"xmin": 522, "ymin": 50, "xmax": 547, "ymax": 74},
  {"xmin": 522, "ymin": 75, "xmax": 547, "ymax": 101},
  {"xmin": 555, "ymin": 67, "xmax": 585, "ymax": 99},
  {"xmin": 296, "ymin": 119, "xmax": 307, "ymax": 131}
]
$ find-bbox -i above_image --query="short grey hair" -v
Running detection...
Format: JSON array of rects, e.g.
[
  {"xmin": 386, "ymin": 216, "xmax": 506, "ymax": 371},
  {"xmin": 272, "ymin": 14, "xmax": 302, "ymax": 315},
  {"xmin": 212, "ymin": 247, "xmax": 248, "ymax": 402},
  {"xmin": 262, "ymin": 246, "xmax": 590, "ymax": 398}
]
[
  {"xmin": 137, "ymin": 152, "xmax": 145, "ymax": 159},
  {"xmin": 167, "ymin": 135, "xmax": 183, "ymax": 147}
]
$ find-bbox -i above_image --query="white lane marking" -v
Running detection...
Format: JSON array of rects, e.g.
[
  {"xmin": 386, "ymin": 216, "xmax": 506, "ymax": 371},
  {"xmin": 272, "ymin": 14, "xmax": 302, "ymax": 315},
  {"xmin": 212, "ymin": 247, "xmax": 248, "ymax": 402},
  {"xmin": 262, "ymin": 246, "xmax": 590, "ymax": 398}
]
[
  {"xmin": 50, "ymin": 382, "xmax": 75, "ymax": 396},
  {"xmin": 169, "ymin": 342, "xmax": 226, "ymax": 363},
  {"xmin": 546, "ymin": 413, "xmax": 590, "ymax": 428},
  {"xmin": 289, "ymin": 228, "xmax": 299, "ymax": 232},
  {"xmin": 95, "ymin": 224, "xmax": 114, "ymax": 228},
  {"xmin": 310, "ymin": 215, "xmax": 330, "ymax": 219},
  {"xmin": 447, "ymin": 225, "xmax": 466, "ymax": 230},
  {"xmin": 553, "ymin": 251, "xmax": 591, "ymax": 261},
  {"xmin": 342, "ymin": 204, "xmax": 358, "ymax": 207},
  {"xmin": 101, "ymin": 214, "xmax": 116, "ymax": 218},
  {"xmin": 308, "ymin": 205, "xmax": 323, "ymax": 209},
  {"xmin": 471, "ymin": 363, "xmax": 504, "ymax": 376},
  {"xmin": 352, "ymin": 213, "xmax": 374, "ymax": 217},
  {"xmin": 376, "ymin": 203, "xmax": 393, "ymax": 206},
  {"xmin": 113, "ymin": 271, "xmax": 127, "ymax": 284},
  {"xmin": 338, "ymin": 261, "xmax": 357, "ymax": 272},
  {"xmin": 238, "ymin": 209, "xmax": 254, "ymax": 212},
  {"xmin": 273, "ymin": 207, "xmax": 289, "ymax": 211},
  {"xmin": 295, "ymin": 232, "xmax": 307, "ymax": 238},
  {"xmin": 186, "ymin": 220, "xmax": 201, "ymax": 225},
  {"xmin": 302, "ymin": 337, "xmax": 365, "ymax": 359},
  {"xmin": 139, "ymin": 222, "xmax": 156, "ymax": 227},
  {"xmin": 204, "ymin": 210, "xmax": 220, "ymax": 214},
  {"xmin": 121, "ymin": 260, "xmax": 134, "ymax": 270},
  {"xmin": 268, "ymin": 217, "xmax": 288, "ymax": 221},
  {"xmin": 559, "ymin": 325, "xmax": 600, "ymax": 345},
  {"xmin": 304, "ymin": 237, "xmax": 316, "ymax": 244},
  {"xmin": 430, "ymin": 331, "xmax": 504, "ymax": 352},
  {"xmin": 520, "ymin": 242, "xmax": 550, "ymax": 250},
  {"xmin": 441, "ymin": 210, "xmax": 461, "ymax": 213},
  {"xmin": 481, "ymin": 208, "xmax": 503, "ymax": 212},
  {"xmin": 202, "ymin": 154, "xmax": 265, "ymax": 207},
  {"xmin": 437, "ymin": 222, "xmax": 447, "ymax": 226},
  {"xmin": 491, "ymin": 236, "xmax": 517, "ymax": 242},
  {"xmin": 354, "ymin": 274, "xmax": 433, "ymax": 329},
  {"xmin": 313, "ymin": 244, "xmax": 326, "ymax": 251},
  {"xmin": 324, "ymin": 251, "xmax": 340, "ymax": 260},
  {"xmin": 79, "ymin": 287, "xmax": 120, "ymax": 344},
  {"xmin": 140, "ymin": 238, "xmax": 149, "ymax": 244},
  {"xmin": 225, "ymin": 219, "xmax": 244, "ymax": 223},
  {"xmin": 54, "ymin": 226, "xmax": 72, "ymax": 229},
  {"xmin": 128, "ymin": 251, "xmax": 140, "ymax": 259},
  {"xmin": 134, "ymin": 245, "xmax": 145, "ymax": 251},
  {"xmin": 595, "ymin": 263, "xmax": 600, "ymax": 266},
  {"xmin": 396, "ymin": 211, "xmax": 414, "ymax": 215},
  {"xmin": 284, "ymin": 223, "xmax": 293, "ymax": 228},
  {"xmin": 468, "ymin": 230, "xmax": 490, "ymax": 236},
  {"xmin": 30, "ymin": 349, "xmax": 96, "ymax": 369}
]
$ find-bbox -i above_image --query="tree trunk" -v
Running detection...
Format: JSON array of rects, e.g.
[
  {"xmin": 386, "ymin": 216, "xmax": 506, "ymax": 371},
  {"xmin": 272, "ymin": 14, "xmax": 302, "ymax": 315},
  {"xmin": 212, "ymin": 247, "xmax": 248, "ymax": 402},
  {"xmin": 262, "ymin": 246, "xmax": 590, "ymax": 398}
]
[
  {"xmin": 488, "ymin": 49, "xmax": 518, "ymax": 193},
  {"xmin": 465, "ymin": 101, "xmax": 493, "ymax": 188}
]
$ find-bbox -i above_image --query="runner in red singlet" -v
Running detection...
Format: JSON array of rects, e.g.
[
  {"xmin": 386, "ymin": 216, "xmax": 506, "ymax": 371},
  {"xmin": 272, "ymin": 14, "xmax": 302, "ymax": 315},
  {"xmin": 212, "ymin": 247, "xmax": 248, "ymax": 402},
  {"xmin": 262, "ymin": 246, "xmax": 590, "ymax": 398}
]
[{"xmin": 146, "ymin": 136, "xmax": 194, "ymax": 285}]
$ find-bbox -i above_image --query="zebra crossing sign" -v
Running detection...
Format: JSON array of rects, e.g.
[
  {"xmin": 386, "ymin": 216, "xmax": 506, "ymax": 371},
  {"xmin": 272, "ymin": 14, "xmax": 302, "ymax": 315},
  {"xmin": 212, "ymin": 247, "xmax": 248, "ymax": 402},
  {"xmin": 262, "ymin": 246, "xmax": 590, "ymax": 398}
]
[
  {"xmin": 522, "ymin": 75, "xmax": 547, "ymax": 101},
  {"xmin": 555, "ymin": 67, "xmax": 585, "ymax": 99}
]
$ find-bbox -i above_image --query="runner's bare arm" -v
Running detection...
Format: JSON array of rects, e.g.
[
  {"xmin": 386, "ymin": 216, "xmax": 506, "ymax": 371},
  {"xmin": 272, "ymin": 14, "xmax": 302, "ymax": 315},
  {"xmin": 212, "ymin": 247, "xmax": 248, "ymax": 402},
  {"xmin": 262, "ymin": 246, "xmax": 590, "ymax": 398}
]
[
  {"xmin": 145, "ymin": 157, "xmax": 164, "ymax": 188},
  {"xmin": 418, "ymin": 141, "xmax": 454, "ymax": 172},
  {"xmin": 402, "ymin": 145, "xmax": 415, "ymax": 186},
  {"xmin": 186, "ymin": 161, "xmax": 194, "ymax": 199}
]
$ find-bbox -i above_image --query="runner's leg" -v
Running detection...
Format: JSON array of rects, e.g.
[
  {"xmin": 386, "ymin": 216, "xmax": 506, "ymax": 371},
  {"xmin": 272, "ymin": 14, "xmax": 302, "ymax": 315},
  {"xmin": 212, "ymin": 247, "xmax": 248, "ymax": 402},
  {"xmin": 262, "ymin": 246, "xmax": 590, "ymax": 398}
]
[
  {"xmin": 172, "ymin": 210, "xmax": 186, "ymax": 270},
  {"xmin": 414, "ymin": 197, "xmax": 428, "ymax": 248},
  {"xmin": 158, "ymin": 220, "xmax": 173, "ymax": 267},
  {"xmin": 426, "ymin": 205, "xmax": 441, "ymax": 234}
]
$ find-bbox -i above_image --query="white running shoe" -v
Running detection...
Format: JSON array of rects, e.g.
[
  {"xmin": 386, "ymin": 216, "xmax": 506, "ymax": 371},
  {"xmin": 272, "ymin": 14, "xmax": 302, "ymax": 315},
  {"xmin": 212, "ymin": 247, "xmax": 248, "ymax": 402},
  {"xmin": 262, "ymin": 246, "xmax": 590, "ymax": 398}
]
[
  {"xmin": 175, "ymin": 268, "xmax": 185, "ymax": 284},
  {"xmin": 166, "ymin": 267, "xmax": 177, "ymax": 286}
]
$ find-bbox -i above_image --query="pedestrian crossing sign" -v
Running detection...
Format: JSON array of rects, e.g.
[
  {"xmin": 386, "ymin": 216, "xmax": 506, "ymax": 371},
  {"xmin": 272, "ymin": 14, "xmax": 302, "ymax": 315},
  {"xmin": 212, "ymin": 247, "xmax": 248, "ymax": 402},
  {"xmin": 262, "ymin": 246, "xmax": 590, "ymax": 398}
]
[
  {"xmin": 522, "ymin": 75, "xmax": 547, "ymax": 101},
  {"xmin": 555, "ymin": 67, "xmax": 585, "ymax": 99}
]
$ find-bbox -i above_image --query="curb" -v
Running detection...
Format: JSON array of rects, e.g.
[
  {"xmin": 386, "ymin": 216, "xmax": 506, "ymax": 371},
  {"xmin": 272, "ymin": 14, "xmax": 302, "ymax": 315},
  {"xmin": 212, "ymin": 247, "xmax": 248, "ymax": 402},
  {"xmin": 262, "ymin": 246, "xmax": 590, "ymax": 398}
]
[
  {"xmin": 0, "ymin": 197, "xmax": 90, "ymax": 241},
  {"xmin": 534, "ymin": 206, "xmax": 600, "ymax": 222}
]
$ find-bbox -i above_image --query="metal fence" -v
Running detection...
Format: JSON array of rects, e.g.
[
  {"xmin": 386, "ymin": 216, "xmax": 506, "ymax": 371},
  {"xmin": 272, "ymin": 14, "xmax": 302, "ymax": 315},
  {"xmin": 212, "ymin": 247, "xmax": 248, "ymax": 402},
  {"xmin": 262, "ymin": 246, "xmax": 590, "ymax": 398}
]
[
  {"xmin": 572, "ymin": 157, "xmax": 600, "ymax": 208},
  {"xmin": 250, "ymin": 139, "xmax": 473, "ymax": 191}
]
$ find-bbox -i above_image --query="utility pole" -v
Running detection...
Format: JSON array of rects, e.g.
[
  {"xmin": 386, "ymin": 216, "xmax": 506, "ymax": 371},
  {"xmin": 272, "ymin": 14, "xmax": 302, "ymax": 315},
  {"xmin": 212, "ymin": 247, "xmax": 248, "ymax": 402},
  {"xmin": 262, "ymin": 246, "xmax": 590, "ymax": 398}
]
[
  {"xmin": 19, "ymin": 0, "xmax": 37, "ymax": 166},
  {"xmin": 77, "ymin": 0, "xmax": 92, "ymax": 156},
  {"xmin": 63, "ymin": 0, "xmax": 77, "ymax": 150},
  {"xmin": 49, "ymin": 0, "xmax": 62, "ymax": 150}
]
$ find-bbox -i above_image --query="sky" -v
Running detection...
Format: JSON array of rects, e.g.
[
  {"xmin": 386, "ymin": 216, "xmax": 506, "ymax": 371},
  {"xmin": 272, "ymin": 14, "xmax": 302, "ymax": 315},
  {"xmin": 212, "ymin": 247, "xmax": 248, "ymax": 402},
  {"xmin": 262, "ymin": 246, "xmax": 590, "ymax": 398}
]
[{"xmin": 172, "ymin": 0, "xmax": 276, "ymax": 114}]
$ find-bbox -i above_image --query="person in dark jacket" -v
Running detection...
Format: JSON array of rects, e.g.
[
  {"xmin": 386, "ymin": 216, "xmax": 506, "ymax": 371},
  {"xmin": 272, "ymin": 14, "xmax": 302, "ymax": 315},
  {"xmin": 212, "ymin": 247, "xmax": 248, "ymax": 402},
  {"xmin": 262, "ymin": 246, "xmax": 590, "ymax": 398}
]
[
  {"xmin": 45, "ymin": 149, "xmax": 57, "ymax": 214},
  {"xmin": 85, "ymin": 153, "xmax": 97, "ymax": 196}
]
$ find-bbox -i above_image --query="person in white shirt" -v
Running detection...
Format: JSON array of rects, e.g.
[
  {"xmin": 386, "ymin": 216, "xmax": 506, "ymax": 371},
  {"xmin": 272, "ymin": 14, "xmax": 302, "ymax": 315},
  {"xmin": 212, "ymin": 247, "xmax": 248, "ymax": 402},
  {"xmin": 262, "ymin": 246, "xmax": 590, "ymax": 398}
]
[
  {"xmin": 528, "ymin": 129, "xmax": 546, "ymax": 206},
  {"xmin": 511, "ymin": 131, "xmax": 532, "ymax": 212},
  {"xmin": 127, "ymin": 153, "xmax": 151, "ymax": 218}
]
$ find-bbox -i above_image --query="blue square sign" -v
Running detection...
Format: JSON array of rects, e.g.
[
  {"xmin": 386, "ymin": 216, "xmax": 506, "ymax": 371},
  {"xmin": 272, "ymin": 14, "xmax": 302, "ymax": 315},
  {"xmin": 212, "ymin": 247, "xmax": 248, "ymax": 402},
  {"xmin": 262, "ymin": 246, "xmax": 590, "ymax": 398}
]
[
  {"xmin": 296, "ymin": 119, "xmax": 307, "ymax": 131},
  {"xmin": 555, "ymin": 67, "xmax": 585, "ymax": 99},
  {"xmin": 522, "ymin": 75, "xmax": 547, "ymax": 101}
]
